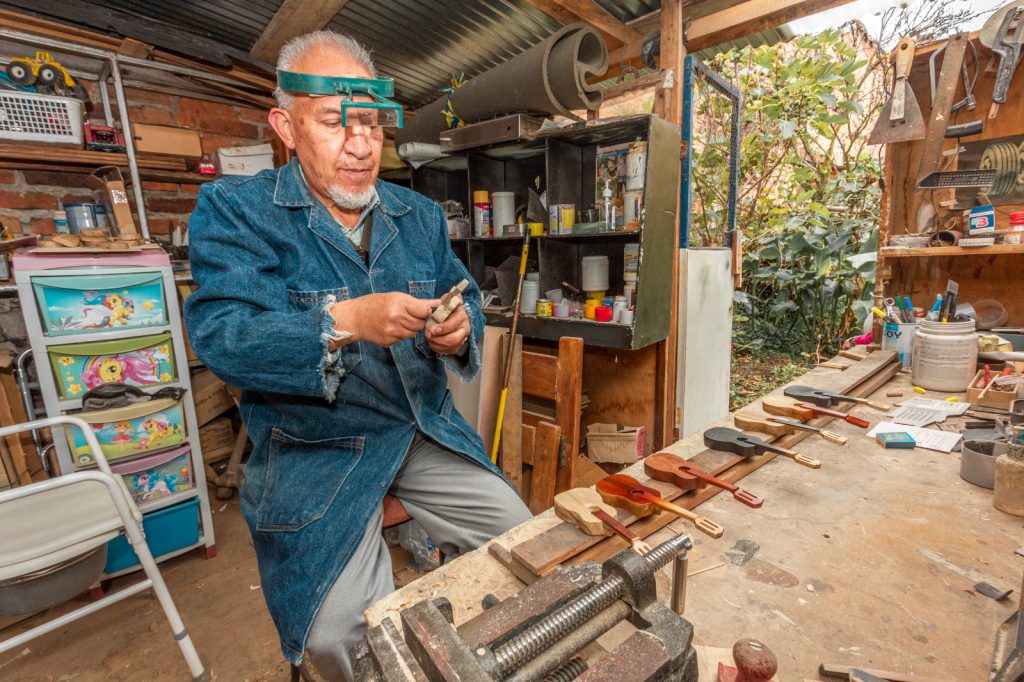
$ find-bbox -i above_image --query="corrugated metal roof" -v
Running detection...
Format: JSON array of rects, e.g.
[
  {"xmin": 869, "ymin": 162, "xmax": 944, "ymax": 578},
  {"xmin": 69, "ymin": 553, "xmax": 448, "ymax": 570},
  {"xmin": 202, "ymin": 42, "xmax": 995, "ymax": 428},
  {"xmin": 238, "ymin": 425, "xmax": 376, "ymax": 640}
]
[
  {"xmin": 594, "ymin": 0, "xmax": 660, "ymax": 24},
  {"xmin": 331, "ymin": 0, "xmax": 562, "ymax": 107},
  {"xmin": 57, "ymin": 0, "xmax": 283, "ymax": 52}
]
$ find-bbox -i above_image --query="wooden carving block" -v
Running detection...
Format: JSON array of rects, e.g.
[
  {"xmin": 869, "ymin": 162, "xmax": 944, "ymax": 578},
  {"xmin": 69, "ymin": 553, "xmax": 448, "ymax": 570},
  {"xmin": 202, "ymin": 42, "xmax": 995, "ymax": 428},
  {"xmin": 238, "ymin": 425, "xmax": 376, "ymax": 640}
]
[
  {"xmin": 554, "ymin": 488, "xmax": 616, "ymax": 536},
  {"xmin": 425, "ymin": 279, "xmax": 469, "ymax": 330}
]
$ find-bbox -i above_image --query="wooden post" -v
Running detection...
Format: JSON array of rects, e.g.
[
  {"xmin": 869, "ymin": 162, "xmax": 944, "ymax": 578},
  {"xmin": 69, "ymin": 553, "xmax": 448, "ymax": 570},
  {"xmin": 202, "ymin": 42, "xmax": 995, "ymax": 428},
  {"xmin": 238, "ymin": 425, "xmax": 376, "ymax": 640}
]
[{"xmin": 653, "ymin": 0, "xmax": 685, "ymax": 448}]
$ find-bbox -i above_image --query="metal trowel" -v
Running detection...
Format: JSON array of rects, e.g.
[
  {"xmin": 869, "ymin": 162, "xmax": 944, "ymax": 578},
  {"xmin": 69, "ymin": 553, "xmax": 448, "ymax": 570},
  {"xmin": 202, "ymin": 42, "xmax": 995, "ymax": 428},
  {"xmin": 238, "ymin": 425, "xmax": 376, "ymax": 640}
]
[{"xmin": 868, "ymin": 37, "xmax": 926, "ymax": 145}]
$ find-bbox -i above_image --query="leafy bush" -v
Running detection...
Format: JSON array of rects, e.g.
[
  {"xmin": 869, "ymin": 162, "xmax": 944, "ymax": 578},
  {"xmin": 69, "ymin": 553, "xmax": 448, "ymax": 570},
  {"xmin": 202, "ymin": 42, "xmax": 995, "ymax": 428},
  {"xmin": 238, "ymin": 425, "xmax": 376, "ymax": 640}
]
[{"xmin": 691, "ymin": 28, "xmax": 883, "ymax": 359}]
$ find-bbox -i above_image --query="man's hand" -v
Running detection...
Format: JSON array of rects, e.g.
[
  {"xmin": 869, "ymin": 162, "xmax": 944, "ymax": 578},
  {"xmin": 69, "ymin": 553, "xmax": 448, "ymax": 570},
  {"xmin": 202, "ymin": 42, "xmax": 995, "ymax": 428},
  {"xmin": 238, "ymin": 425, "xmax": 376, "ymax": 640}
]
[
  {"xmin": 425, "ymin": 295, "xmax": 470, "ymax": 355},
  {"xmin": 330, "ymin": 293, "xmax": 437, "ymax": 347}
]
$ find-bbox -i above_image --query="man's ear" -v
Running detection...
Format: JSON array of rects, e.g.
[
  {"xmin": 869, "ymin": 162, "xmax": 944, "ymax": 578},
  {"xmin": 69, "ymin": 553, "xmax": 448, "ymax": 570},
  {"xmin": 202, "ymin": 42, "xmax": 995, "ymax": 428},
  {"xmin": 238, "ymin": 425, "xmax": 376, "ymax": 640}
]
[{"xmin": 268, "ymin": 107, "xmax": 297, "ymax": 150}]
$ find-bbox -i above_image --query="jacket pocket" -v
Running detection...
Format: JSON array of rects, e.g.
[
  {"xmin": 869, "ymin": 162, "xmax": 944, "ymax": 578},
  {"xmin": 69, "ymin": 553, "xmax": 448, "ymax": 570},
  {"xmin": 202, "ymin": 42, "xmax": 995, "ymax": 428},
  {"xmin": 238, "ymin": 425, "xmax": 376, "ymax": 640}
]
[
  {"xmin": 408, "ymin": 280, "xmax": 436, "ymax": 358},
  {"xmin": 255, "ymin": 428, "xmax": 364, "ymax": 532}
]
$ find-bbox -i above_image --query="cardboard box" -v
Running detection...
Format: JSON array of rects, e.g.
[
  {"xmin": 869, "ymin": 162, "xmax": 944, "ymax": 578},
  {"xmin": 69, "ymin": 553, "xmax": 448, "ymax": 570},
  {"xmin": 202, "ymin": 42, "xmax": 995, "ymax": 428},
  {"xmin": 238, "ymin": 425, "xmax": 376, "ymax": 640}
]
[
  {"xmin": 199, "ymin": 417, "xmax": 235, "ymax": 462},
  {"xmin": 216, "ymin": 143, "xmax": 275, "ymax": 176},
  {"xmin": 966, "ymin": 369, "xmax": 1023, "ymax": 409},
  {"xmin": 86, "ymin": 166, "xmax": 136, "ymax": 236},
  {"xmin": 131, "ymin": 123, "xmax": 203, "ymax": 160},
  {"xmin": 191, "ymin": 369, "xmax": 236, "ymax": 426},
  {"xmin": 586, "ymin": 423, "xmax": 646, "ymax": 464}
]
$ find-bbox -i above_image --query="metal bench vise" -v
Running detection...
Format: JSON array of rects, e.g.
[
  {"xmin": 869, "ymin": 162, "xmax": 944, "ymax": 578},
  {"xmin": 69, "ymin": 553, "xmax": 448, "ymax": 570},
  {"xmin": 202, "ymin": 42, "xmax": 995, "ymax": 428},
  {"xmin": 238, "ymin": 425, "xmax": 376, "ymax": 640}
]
[{"xmin": 351, "ymin": 534, "xmax": 698, "ymax": 681}]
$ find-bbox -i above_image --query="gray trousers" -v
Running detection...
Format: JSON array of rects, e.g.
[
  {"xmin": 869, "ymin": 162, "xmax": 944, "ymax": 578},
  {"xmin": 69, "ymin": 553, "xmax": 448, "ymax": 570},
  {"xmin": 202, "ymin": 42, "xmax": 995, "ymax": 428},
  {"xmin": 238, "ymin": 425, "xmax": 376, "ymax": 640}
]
[{"xmin": 305, "ymin": 433, "xmax": 532, "ymax": 680}]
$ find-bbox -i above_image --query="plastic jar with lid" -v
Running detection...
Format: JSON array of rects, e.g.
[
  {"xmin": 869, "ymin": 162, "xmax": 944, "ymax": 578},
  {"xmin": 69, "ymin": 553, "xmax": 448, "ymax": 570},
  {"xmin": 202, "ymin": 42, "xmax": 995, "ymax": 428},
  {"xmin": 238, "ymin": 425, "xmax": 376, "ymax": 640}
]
[
  {"xmin": 910, "ymin": 319, "xmax": 977, "ymax": 391},
  {"xmin": 1005, "ymin": 211, "xmax": 1024, "ymax": 245}
]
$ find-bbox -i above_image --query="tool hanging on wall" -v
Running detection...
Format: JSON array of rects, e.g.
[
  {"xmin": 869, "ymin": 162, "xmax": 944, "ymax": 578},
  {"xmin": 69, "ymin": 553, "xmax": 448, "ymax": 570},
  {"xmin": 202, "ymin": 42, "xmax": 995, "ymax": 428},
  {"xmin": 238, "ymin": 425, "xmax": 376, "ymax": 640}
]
[
  {"xmin": 554, "ymin": 488, "xmax": 652, "ymax": 554},
  {"xmin": 868, "ymin": 37, "xmax": 926, "ymax": 144},
  {"xmin": 490, "ymin": 233, "xmax": 530, "ymax": 463},
  {"xmin": 595, "ymin": 474, "xmax": 726, "ymax": 538},
  {"xmin": 643, "ymin": 453, "xmax": 764, "ymax": 508},
  {"xmin": 981, "ymin": 2, "xmax": 1024, "ymax": 120},
  {"xmin": 703, "ymin": 427, "xmax": 822, "ymax": 469},
  {"xmin": 916, "ymin": 33, "xmax": 997, "ymax": 190},
  {"xmin": 783, "ymin": 385, "xmax": 892, "ymax": 411}
]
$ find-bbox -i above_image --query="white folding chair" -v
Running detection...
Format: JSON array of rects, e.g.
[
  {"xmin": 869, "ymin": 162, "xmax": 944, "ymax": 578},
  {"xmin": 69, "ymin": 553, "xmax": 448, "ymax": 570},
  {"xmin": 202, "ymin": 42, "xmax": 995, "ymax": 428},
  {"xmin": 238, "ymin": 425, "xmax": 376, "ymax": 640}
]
[{"xmin": 0, "ymin": 416, "xmax": 207, "ymax": 680}]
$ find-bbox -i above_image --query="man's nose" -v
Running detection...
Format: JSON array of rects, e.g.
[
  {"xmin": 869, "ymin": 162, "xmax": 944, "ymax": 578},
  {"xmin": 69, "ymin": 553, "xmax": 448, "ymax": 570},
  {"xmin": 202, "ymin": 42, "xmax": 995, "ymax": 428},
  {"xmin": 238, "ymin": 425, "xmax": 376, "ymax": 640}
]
[{"xmin": 344, "ymin": 131, "xmax": 372, "ymax": 158}]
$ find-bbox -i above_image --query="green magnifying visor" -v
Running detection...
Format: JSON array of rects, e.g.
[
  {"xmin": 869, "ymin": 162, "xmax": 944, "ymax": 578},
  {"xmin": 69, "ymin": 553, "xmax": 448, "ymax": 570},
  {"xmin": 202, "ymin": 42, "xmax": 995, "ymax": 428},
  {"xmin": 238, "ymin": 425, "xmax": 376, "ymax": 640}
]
[{"xmin": 277, "ymin": 70, "xmax": 404, "ymax": 129}]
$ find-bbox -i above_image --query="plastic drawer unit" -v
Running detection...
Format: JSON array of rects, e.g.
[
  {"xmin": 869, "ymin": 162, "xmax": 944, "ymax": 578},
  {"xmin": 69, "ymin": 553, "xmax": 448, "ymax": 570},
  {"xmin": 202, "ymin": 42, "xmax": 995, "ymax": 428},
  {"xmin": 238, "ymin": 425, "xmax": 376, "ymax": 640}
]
[
  {"xmin": 47, "ymin": 331, "xmax": 177, "ymax": 400},
  {"xmin": 104, "ymin": 497, "xmax": 201, "ymax": 574},
  {"xmin": 110, "ymin": 445, "xmax": 194, "ymax": 505},
  {"xmin": 65, "ymin": 397, "xmax": 187, "ymax": 467},
  {"xmin": 29, "ymin": 271, "xmax": 168, "ymax": 337}
]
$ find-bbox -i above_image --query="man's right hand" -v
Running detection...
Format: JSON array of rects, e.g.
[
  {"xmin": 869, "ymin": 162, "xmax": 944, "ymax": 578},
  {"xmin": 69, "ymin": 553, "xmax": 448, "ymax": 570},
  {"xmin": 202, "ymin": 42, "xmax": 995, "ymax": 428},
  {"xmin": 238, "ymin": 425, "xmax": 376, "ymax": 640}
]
[{"xmin": 329, "ymin": 292, "xmax": 437, "ymax": 347}]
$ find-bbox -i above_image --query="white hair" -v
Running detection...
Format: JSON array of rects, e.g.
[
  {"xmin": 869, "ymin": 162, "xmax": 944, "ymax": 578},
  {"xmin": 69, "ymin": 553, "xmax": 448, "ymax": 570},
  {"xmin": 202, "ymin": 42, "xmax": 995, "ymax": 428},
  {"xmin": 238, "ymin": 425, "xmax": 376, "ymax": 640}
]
[{"xmin": 274, "ymin": 30, "xmax": 377, "ymax": 109}]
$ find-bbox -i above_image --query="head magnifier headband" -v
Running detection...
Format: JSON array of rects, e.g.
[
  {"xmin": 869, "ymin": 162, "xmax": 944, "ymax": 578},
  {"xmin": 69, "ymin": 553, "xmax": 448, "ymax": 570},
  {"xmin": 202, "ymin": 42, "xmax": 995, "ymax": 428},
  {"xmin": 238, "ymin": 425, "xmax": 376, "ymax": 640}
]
[{"xmin": 276, "ymin": 70, "xmax": 404, "ymax": 129}]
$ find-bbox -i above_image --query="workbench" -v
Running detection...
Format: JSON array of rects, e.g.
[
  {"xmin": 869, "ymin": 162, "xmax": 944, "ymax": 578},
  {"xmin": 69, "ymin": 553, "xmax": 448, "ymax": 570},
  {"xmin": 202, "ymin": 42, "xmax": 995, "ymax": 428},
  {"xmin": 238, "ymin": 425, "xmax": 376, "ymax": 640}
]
[{"xmin": 366, "ymin": 351, "xmax": 1023, "ymax": 681}]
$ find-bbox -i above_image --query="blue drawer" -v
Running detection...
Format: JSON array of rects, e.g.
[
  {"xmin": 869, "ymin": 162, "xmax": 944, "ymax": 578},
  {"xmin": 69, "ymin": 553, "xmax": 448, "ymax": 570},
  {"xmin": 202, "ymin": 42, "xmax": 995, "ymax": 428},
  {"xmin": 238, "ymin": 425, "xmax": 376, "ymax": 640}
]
[
  {"xmin": 104, "ymin": 497, "xmax": 200, "ymax": 573},
  {"xmin": 30, "ymin": 271, "xmax": 169, "ymax": 337}
]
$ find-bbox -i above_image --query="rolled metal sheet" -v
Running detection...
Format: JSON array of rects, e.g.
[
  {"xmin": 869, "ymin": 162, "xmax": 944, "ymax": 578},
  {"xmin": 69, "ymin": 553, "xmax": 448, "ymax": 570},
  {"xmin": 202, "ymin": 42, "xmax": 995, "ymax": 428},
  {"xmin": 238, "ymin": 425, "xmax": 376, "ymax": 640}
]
[{"xmin": 396, "ymin": 23, "xmax": 608, "ymax": 147}]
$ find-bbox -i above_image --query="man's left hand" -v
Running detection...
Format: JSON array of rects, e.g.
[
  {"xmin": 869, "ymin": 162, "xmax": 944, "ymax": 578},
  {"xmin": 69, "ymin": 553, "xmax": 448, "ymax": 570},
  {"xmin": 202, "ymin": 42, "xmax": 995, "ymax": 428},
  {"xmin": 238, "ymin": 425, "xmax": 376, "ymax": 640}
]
[{"xmin": 425, "ymin": 296, "xmax": 470, "ymax": 355}]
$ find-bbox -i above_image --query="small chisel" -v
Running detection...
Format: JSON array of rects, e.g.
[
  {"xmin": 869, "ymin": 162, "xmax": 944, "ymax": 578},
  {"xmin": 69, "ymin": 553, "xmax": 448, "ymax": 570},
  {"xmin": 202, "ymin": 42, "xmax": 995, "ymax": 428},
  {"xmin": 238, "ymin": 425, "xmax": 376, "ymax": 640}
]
[{"xmin": 767, "ymin": 416, "xmax": 848, "ymax": 445}]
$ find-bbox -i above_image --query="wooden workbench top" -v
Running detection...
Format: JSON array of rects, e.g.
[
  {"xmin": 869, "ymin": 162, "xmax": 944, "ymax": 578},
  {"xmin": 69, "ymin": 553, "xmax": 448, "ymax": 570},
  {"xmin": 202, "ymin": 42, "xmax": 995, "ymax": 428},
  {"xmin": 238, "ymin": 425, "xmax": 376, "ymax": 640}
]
[{"xmin": 366, "ymin": 356, "xmax": 1022, "ymax": 681}]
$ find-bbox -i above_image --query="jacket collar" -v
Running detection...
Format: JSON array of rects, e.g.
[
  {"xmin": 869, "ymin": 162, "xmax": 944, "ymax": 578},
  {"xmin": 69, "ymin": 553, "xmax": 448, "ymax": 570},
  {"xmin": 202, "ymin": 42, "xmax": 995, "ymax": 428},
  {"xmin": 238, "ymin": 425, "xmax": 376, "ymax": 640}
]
[{"xmin": 273, "ymin": 156, "xmax": 412, "ymax": 218}]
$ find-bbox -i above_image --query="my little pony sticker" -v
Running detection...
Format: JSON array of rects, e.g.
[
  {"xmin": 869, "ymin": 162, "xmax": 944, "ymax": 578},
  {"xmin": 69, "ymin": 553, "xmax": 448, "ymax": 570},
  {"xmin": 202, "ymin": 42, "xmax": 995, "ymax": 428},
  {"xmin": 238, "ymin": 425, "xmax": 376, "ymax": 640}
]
[
  {"xmin": 55, "ymin": 342, "xmax": 175, "ymax": 399},
  {"xmin": 40, "ymin": 279, "xmax": 167, "ymax": 336},
  {"xmin": 71, "ymin": 403, "xmax": 186, "ymax": 462}
]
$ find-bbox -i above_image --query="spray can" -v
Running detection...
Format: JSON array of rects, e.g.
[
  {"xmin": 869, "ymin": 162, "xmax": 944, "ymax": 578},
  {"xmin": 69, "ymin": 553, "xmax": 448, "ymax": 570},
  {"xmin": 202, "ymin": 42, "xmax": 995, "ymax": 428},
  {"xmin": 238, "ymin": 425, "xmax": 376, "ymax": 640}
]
[{"xmin": 473, "ymin": 190, "xmax": 491, "ymax": 237}]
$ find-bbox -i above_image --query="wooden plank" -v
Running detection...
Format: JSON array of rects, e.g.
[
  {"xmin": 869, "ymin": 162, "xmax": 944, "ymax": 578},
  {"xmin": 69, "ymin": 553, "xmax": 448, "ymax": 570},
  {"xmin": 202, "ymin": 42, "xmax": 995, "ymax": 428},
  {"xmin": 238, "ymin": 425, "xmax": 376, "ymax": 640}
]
[
  {"xmin": 0, "ymin": 143, "xmax": 188, "ymax": 172},
  {"xmin": 500, "ymin": 335, "xmax": 523, "ymax": 496},
  {"xmin": 0, "ymin": 362, "xmax": 35, "ymax": 485},
  {"xmin": 527, "ymin": 421, "xmax": 561, "ymax": 514},
  {"xmin": 509, "ymin": 351, "xmax": 900, "ymax": 578},
  {"xmin": 602, "ymin": 0, "xmax": 855, "ymax": 80},
  {"xmin": 250, "ymin": 0, "xmax": 353, "ymax": 63},
  {"xmin": 521, "ymin": 351, "xmax": 558, "ymax": 401},
  {"xmin": 554, "ymin": 337, "xmax": 583, "ymax": 492},
  {"xmin": 520, "ymin": 0, "xmax": 640, "ymax": 47}
]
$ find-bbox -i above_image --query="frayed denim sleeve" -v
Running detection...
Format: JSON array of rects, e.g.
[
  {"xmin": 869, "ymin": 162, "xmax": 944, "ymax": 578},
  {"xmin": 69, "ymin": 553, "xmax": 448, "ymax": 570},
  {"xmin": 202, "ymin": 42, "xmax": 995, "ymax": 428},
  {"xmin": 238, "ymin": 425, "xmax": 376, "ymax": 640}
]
[
  {"xmin": 184, "ymin": 183, "xmax": 345, "ymax": 401},
  {"xmin": 431, "ymin": 203, "xmax": 484, "ymax": 382}
]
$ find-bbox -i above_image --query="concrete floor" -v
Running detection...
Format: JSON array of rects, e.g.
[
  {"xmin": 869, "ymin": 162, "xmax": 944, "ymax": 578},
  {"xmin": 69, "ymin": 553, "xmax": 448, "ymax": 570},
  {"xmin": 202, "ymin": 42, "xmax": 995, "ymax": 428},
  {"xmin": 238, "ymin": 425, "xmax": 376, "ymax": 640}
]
[{"xmin": 3, "ymin": 372, "xmax": 1024, "ymax": 680}]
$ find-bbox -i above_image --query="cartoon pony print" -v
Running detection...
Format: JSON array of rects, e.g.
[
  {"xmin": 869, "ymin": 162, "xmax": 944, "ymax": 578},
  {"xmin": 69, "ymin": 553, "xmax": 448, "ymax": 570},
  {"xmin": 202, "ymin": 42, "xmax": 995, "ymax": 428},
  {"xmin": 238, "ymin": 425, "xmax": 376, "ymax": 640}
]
[
  {"xmin": 110, "ymin": 421, "xmax": 133, "ymax": 445},
  {"xmin": 81, "ymin": 353, "xmax": 161, "ymax": 389},
  {"xmin": 102, "ymin": 293, "xmax": 135, "ymax": 326},
  {"xmin": 136, "ymin": 417, "xmax": 172, "ymax": 450}
]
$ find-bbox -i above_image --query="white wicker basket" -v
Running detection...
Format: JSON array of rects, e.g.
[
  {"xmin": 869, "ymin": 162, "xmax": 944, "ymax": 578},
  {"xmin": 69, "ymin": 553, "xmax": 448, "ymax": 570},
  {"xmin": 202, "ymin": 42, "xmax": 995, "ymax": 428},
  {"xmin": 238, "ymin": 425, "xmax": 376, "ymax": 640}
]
[{"xmin": 0, "ymin": 90, "xmax": 83, "ymax": 145}]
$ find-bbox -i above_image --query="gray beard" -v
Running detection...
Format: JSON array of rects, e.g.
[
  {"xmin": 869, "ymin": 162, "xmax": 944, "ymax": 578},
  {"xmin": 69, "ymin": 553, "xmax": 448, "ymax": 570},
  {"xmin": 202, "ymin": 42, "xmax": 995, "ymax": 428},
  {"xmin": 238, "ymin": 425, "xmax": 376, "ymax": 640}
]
[{"xmin": 328, "ymin": 184, "xmax": 377, "ymax": 210}]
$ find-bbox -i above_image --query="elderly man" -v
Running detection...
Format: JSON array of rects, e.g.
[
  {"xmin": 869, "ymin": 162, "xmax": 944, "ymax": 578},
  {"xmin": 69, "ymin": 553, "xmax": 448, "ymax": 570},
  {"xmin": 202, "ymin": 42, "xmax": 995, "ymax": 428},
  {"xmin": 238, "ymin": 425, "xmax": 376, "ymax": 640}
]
[{"xmin": 184, "ymin": 31, "xmax": 531, "ymax": 680}]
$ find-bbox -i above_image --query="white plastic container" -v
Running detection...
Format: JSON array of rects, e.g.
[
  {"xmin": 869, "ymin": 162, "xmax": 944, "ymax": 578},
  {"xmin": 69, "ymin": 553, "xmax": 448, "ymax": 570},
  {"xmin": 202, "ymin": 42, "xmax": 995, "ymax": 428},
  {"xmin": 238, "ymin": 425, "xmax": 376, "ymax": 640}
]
[
  {"xmin": 911, "ymin": 319, "xmax": 978, "ymax": 391},
  {"xmin": 624, "ymin": 243, "xmax": 640, "ymax": 273},
  {"xmin": 581, "ymin": 255, "xmax": 609, "ymax": 292},
  {"xmin": 520, "ymin": 279, "xmax": 540, "ymax": 314},
  {"xmin": 492, "ymin": 192, "xmax": 515, "ymax": 233},
  {"xmin": 625, "ymin": 140, "xmax": 647, "ymax": 191}
]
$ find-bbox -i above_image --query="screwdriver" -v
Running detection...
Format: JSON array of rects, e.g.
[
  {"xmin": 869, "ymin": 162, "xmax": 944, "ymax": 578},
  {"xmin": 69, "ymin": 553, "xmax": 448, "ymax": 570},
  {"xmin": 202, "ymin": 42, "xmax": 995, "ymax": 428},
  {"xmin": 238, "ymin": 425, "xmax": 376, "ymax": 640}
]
[{"xmin": 794, "ymin": 402, "xmax": 871, "ymax": 428}]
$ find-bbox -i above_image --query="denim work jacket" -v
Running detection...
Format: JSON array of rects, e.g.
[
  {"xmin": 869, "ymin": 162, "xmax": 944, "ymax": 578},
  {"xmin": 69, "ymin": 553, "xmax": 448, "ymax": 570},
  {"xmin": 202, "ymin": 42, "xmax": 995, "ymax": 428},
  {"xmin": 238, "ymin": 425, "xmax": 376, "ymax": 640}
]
[{"xmin": 183, "ymin": 157, "xmax": 497, "ymax": 663}]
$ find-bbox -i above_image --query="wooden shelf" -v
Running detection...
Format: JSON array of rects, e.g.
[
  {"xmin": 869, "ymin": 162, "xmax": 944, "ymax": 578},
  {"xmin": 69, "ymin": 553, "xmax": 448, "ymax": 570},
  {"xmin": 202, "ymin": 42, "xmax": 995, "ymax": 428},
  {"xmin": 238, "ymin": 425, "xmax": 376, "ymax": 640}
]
[
  {"xmin": 0, "ymin": 142, "xmax": 190, "ymax": 172},
  {"xmin": 881, "ymin": 244, "xmax": 1024, "ymax": 258}
]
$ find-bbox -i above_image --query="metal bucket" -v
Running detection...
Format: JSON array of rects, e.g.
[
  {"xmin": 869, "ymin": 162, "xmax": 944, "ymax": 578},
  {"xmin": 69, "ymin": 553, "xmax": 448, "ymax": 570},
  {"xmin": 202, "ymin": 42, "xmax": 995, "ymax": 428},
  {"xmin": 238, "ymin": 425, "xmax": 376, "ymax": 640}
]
[{"xmin": 960, "ymin": 440, "xmax": 1007, "ymax": 489}]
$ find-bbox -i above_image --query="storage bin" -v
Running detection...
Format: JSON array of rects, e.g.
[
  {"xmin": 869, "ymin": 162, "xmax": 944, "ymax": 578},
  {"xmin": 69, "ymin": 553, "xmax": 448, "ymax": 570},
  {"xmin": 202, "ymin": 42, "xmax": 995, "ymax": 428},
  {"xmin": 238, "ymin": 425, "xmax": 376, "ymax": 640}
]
[
  {"xmin": 110, "ymin": 445, "xmax": 194, "ymax": 504},
  {"xmin": 104, "ymin": 497, "xmax": 200, "ymax": 574},
  {"xmin": 65, "ymin": 397, "xmax": 187, "ymax": 467},
  {"xmin": 30, "ymin": 271, "xmax": 168, "ymax": 336},
  {"xmin": 0, "ymin": 90, "xmax": 84, "ymax": 145},
  {"xmin": 47, "ymin": 331, "xmax": 177, "ymax": 400}
]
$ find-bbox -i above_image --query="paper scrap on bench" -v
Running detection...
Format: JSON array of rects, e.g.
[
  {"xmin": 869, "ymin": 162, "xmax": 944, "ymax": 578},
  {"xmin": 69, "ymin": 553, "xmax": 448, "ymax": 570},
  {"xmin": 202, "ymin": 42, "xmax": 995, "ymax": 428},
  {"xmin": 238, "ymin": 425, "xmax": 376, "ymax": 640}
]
[
  {"xmin": 896, "ymin": 397, "xmax": 970, "ymax": 415},
  {"xmin": 888, "ymin": 405, "xmax": 950, "ymax": 427},
  {"xmin": 868, "ymin": 422, "xmax": 962, "ymax": 453}
]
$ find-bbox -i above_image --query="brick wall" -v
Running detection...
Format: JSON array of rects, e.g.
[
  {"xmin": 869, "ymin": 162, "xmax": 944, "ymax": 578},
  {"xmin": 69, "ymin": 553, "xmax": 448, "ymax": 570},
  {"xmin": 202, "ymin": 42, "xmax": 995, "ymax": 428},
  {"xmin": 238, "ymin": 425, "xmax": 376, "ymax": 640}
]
[{"xmin": 0, "ymin": 86, "xmax": 273, "ymax": 238}]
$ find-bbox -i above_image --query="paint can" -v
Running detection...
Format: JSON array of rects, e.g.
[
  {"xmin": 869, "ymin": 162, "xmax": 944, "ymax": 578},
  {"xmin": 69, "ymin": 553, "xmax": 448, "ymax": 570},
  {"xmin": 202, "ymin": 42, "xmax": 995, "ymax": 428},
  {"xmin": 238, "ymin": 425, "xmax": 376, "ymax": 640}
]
[
  {"xmin": 535, "ymin": 298, "xmax": 552, "ymax": 317},
  {"xmin": 492, "ymin": 191, "xmax": 515, "ymax": 234},
  {"xmin": 473, "ymin": 190, "xmax": 490, "ymax": 237},
  {"xmin": 581, "ymin": 255, "xmax": 609, "ymax": 294}
]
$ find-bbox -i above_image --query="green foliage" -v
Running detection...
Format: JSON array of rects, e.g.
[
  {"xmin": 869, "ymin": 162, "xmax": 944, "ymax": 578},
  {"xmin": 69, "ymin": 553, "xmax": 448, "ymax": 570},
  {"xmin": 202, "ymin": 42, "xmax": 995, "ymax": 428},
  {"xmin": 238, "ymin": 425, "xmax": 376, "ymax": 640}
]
[{"xmin": 690, "ymin": 28, "xmax": 883, "ymax": 358}]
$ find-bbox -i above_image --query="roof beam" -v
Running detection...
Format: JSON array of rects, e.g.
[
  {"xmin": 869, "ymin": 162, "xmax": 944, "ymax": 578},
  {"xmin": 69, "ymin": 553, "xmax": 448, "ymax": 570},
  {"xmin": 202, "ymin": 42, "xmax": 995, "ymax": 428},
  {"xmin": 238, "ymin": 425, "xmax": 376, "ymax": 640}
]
[
  {"xmin": 604, "ymin": 0, "xmax": 854, "ymax": 78},
  {"xmin": 250, "ymin": 0, "xmax": 352, "ymax": 63},
  {"xmin": 522, "ymin": 0, "xmax": 643, "ymax": 47}
]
